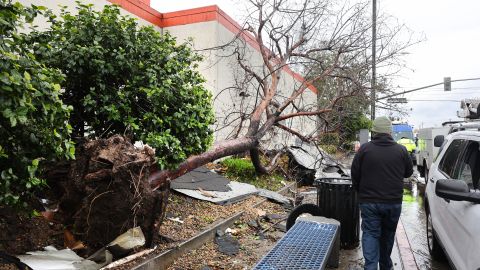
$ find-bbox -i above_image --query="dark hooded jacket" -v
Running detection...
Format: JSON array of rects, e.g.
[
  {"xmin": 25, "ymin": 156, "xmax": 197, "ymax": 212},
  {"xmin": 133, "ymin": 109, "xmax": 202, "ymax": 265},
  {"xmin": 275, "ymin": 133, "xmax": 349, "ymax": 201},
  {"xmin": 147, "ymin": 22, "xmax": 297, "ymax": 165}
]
[{"xmin": 351, "ymin": 133, "xmax": 413, "ymax": 203}]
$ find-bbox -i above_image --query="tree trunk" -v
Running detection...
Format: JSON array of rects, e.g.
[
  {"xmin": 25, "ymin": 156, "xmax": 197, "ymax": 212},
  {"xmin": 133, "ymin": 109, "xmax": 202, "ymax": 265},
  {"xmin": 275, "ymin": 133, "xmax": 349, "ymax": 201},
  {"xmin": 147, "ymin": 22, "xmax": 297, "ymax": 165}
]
[
  {"xmin": 250, "ymin": 147, "xmax": 269, "ymax": 175},
  {"xmin": 149, "ymin": 136, "xmax": 259, "ymax": 189}
]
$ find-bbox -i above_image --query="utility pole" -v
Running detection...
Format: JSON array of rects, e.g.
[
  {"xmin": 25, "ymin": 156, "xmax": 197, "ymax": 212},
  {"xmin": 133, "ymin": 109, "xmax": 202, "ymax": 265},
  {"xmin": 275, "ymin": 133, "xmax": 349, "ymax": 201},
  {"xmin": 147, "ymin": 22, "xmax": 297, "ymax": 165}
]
[{"xmin": 371, "ymin": 0, "xmax": 377, "ymax": 120}]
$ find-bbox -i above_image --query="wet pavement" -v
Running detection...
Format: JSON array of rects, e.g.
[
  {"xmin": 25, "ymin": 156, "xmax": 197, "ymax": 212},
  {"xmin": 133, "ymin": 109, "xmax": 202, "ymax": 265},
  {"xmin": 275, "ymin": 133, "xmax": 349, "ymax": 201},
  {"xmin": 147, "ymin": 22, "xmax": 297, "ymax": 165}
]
[
  {"xmin": 400, "ymin": 175, "xmax": 450, "ymax": 270},
  {"xmin": 298, "ymin": 171, "xmax": 452, "ymax": 270}
]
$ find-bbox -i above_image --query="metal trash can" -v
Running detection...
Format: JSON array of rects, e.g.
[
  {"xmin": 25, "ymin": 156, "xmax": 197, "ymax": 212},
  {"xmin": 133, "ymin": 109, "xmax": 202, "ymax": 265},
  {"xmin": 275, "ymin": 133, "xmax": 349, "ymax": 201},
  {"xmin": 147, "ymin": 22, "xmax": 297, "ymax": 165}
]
[{"xmin": 315, "ymin": 177, "xmax": 360, "ymax": 249}]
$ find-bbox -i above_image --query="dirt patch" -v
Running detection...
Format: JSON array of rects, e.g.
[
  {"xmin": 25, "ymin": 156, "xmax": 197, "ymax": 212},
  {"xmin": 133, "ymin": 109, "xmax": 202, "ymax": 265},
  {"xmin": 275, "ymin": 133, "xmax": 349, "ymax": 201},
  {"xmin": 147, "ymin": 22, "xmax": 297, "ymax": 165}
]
[
  {"xmin": 166, "ymin": 198, "xmax": 288, "ymax": 269},
  {"xmin": 0, "ymin": 207, "xmax": 63, "ymax": 255},
  {"xmin": 108, "ymin": 190, "xmax": 291, "ymax": 269}
]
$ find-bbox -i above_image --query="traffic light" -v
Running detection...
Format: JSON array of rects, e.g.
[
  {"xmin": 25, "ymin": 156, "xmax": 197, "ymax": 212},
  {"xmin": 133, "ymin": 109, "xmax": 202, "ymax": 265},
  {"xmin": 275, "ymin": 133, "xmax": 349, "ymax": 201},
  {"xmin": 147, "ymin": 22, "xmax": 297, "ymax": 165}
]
[{"xmin": 444, "ymin": 77, "xmax": 451, "ymax": 91}]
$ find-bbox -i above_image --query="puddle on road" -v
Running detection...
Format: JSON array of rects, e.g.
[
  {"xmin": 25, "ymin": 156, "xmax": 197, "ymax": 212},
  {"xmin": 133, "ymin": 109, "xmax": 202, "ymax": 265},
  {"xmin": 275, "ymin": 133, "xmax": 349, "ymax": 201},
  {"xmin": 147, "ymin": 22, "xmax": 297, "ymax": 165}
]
[{"xmin": 402, "ymin": 181, "xmax": 451, "ymax": 270}]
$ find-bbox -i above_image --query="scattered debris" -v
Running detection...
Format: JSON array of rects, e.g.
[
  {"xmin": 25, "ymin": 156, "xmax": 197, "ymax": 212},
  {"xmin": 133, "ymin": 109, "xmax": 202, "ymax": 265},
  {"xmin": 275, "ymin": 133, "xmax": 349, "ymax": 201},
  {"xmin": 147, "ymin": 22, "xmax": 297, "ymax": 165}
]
[
  {"xmin": 255, "ymin": 209, "xmax": 266, "ymax": 217},
  {"xmin": 170, "ymin": 166, "xmax": 231, "ymax": 192},
  {"xmin": 225, "ymin": 228, "xmax": 239, "ymax": 236},
  {"xmin": 215, "ymin": 234, "xmax": 240, "ymax": 256},
  {"xmin": 64, "ymin": 230, "xmax": 85, "ymax": 251},
  {"xmin": 167, "ymin": 217, "xmax": 184, "ymax": 224},
  {"xmin": 257, "ymin": 188, "xmax": 291, "ymax": 205},
  {"xmin": 265, "ymin": 214, "xmax": 285, "ymax": 221},
  {"xmin": 17, "ymin": 246, "xmax": 104, "ymax": 270},
  {"xmin": 287, "ymin": 140, "xmax": 349, "ymax": 185},
  {"xmin": 173, "ymin": 181, "xmax": 258, "ymax": 205},
  {"xmin": 198, "ymin": 187, "xmax": 218, "ymax": 198},
  {"xmin": 107, "ymin": 227, "xmax": 145, "ymax": 259},
  {"xmin": 274, "ymin": 222, "xmax": 287, "ymax": 233}
]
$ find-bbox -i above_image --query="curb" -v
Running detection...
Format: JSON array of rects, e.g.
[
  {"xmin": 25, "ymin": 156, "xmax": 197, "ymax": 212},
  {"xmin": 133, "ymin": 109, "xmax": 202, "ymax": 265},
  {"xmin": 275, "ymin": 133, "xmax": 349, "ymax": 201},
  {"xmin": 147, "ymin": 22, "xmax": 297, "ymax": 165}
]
[{"xmin": 395, "ymin": 218, "xmax": 418, "ymax": 270}]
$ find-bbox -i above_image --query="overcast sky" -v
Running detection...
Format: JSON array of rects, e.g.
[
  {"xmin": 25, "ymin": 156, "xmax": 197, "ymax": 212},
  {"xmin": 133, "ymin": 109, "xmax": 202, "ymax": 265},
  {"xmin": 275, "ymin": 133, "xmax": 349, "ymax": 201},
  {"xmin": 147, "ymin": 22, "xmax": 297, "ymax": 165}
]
[{"xmin": 151, "ymin": 0, "xmax": 480, "ymax": 129}]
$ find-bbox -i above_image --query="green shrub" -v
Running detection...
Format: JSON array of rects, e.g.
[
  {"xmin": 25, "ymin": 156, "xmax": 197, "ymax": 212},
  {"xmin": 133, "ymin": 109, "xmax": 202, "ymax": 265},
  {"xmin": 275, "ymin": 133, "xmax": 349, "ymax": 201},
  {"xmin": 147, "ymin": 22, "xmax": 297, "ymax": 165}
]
[
  {"xmin": 30, "ymin": 3, "xmax": 214, "ymax": 169},
  {"xmin": 221, "ymin": 158, "xmax": 256, "ymax": 180},
  {"xmin": 0, "ymin": 1, "xmax": 74, "ymax": 208}
]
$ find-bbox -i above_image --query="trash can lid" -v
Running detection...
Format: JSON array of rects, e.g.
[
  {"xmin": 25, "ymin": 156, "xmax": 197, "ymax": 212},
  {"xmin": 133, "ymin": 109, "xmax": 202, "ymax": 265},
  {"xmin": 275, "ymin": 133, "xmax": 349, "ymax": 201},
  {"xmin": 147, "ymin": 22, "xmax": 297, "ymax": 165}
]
[{"xmin": 314, "ymin": 177, "xmax": 352, "ymax": 185}]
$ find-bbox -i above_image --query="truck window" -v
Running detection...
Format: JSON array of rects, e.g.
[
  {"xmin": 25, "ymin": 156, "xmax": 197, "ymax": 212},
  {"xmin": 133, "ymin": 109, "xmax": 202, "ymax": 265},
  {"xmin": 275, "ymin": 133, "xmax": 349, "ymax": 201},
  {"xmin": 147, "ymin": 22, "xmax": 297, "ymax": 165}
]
[{"xmin": 438, "ymin": 139, "xmax": 466, "ymax": 178}]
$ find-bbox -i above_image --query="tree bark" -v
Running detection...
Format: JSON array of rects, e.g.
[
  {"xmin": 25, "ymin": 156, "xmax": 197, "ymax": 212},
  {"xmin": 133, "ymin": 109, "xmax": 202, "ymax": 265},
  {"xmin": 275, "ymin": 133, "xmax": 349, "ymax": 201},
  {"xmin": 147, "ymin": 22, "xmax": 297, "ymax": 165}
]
[
  {"xmin": 149, "ymin": 136, "xmax": 259, "ymax": 189},
  {"xmin": 249, "ymin": 147, "xmax": 269, "ymax": 175}
]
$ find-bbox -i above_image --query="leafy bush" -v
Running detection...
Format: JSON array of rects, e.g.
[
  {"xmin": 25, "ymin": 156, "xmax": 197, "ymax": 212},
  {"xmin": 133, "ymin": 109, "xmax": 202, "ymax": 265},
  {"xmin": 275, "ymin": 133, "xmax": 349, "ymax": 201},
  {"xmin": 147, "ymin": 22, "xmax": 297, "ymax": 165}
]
[
  {"xmin": 221, "ymin": 158, "xmax": 257, "ymax": 180},
  {"xmin": 31, "ymin": 4, "xmax": 214, "ymax": 169},
  {"xmin": 0, "ymin": 1, "xmax": 74, "ymax": 208}
]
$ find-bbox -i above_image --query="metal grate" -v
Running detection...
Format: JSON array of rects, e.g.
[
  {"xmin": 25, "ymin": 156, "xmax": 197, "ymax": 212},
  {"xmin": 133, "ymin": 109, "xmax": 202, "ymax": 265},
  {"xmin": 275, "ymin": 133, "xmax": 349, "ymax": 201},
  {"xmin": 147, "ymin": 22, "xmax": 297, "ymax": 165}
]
[{"xmin": 252, "ymin": 220, "xmax": 338, "ymax": 270}]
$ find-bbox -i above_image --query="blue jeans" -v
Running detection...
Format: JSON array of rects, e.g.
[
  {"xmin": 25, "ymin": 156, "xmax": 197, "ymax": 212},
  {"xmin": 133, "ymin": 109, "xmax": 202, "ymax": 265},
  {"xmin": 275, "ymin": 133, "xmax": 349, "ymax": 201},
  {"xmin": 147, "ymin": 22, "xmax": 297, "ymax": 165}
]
[{"xmin": 359, "ymin": 203, "xmax": 402, "ymax": 270}]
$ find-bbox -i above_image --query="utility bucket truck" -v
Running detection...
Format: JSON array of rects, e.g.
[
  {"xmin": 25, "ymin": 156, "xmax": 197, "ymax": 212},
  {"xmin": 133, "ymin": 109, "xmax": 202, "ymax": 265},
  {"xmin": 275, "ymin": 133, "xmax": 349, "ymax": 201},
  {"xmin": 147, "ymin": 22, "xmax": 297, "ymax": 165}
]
[{"xmin": 415, "ymin": 126, "xmax": 450, "ymax": 178}]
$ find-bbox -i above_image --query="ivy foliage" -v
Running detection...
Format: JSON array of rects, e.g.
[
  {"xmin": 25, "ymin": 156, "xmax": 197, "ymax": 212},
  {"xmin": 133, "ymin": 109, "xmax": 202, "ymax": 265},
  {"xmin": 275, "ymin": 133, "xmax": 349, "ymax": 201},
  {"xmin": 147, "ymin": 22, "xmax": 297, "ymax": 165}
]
[
  {"xmin": 0, "ymin": 1, "xmax": 74, "ymax": 208},
  {"xmin": 31, "ymin": 3, "xmax": 214, "ymax": 169}
]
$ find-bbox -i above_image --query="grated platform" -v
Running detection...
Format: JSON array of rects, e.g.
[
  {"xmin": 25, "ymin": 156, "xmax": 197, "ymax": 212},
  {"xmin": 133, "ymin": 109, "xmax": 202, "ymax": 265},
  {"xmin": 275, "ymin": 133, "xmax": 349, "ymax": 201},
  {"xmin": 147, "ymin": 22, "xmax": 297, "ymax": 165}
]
[{"xmin": 252, "ymin": 220, "xmax": 339, "ymax": 270}]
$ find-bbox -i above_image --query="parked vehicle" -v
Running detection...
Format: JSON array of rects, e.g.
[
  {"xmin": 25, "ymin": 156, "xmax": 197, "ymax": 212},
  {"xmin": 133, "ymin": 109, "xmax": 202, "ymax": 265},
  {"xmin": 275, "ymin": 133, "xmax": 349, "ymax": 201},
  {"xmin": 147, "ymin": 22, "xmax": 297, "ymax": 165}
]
[
  {"xmin": 424, "ymin": 130, "xmax": 480, "ymax": 269},
  {"xmin": 392, "ymin": 122, "xmax": 417, "ymax": 164},
  {"xmin": 416, "ymin": 126, "xmax": 450, "ymax": 178}
]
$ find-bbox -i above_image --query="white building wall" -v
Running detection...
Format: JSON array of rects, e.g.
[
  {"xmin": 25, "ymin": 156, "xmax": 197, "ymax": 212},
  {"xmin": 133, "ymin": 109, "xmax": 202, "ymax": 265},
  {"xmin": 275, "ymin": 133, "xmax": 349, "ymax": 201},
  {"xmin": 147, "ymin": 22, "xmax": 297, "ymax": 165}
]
[
  {"xmin": 18, "ymin": 0, "xmax": 160, "ymax": 31},
  {"xmin": 16, "ymin": 0, "xmax": 318, "ymax": 146}
]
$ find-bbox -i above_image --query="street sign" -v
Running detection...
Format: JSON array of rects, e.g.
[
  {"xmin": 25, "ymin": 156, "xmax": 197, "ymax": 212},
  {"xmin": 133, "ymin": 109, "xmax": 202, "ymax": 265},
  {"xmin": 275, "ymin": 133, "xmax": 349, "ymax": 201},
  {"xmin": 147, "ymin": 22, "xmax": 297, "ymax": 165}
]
[{"xmin": 387, "ymin": 97, "xmax": 407, "ymax": 103}]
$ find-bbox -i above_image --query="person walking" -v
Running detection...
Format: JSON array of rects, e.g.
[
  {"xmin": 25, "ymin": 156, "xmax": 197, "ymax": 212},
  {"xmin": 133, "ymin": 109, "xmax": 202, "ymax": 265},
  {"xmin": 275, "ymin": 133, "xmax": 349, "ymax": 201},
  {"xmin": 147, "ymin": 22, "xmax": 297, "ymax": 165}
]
[{"xmin": 351, "ymin": 116, "xmax": 413, "ymax": 270}]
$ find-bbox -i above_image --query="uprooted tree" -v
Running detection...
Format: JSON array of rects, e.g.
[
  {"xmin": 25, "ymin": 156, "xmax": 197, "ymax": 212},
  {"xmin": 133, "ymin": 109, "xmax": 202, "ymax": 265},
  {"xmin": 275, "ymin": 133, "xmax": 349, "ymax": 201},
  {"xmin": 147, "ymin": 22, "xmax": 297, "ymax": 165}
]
[
  {"xmin": 149, "ymin": 0, "xmax": 417, "ymax": 186},
  {"xmin": 1, "ymin": 2, "xmax": 215, "ymax": 249}
]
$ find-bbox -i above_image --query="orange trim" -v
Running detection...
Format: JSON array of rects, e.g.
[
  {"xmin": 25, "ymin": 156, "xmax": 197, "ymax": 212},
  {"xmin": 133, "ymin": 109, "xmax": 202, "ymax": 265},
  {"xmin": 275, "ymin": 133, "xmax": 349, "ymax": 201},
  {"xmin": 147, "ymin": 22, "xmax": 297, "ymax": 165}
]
[
  {"xmin": 161, "ymin": 6, "xmax": 218, "ymax": 27},
  {"xmin": 108, "ymin": 0, "xmax": 161, "ymax": 26},
  {"xmin": 107, "ymin": 1, "xmax": 318, "ymax": 94}
]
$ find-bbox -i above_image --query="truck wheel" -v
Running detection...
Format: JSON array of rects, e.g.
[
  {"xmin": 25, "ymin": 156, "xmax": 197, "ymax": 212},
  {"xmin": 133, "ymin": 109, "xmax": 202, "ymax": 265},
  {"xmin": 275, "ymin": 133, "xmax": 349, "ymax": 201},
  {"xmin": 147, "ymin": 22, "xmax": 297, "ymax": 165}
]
[
  {"xmin": 286, "ymin": 203, "xmax": 322, "ymax": 230},
  {"xmin": 426, "ymin": 210, "xmax": 446, "ymax": 260},
  {"xmin": 418, "ymin": 166, "xmax": 425, "ymax": 178}
]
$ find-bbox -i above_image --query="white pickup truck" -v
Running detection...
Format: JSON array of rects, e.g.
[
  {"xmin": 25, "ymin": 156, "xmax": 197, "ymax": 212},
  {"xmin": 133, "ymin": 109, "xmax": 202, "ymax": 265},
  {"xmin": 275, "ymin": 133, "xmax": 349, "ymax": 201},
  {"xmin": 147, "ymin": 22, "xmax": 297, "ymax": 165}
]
[{"xmin": 417, "ymin": 98, "xmax": 480, "ymax": 179}]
